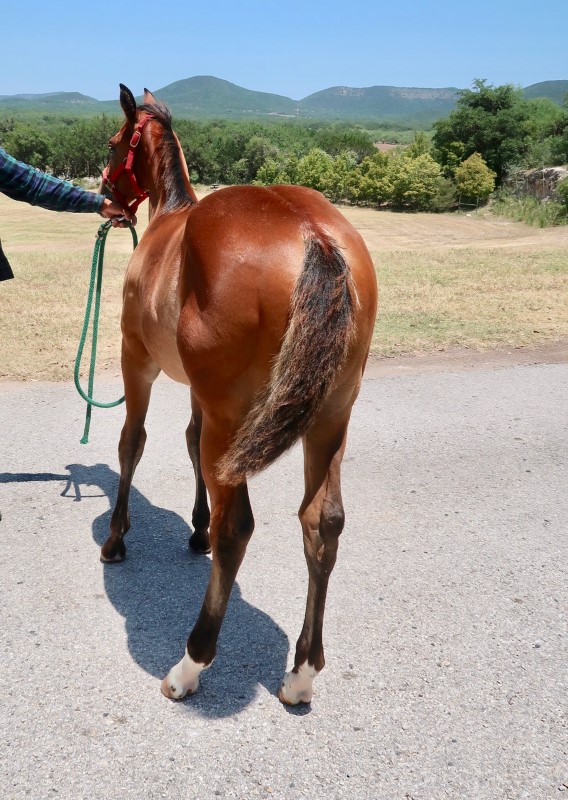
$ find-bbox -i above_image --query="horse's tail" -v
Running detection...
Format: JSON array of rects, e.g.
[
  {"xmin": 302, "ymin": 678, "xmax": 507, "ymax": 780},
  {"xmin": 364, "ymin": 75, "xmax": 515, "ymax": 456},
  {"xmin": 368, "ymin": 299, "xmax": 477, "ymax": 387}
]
[{"xmin": 217, "ymin": 235, "xmax": 358, "ymax": 486}]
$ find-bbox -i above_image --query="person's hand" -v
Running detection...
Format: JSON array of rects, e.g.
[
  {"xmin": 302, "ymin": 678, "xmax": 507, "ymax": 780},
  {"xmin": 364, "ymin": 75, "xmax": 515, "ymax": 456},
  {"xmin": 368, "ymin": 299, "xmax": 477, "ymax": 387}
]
[{"xmin": 99, "ymin": 197, "xmax": 137, "ymax": 228}]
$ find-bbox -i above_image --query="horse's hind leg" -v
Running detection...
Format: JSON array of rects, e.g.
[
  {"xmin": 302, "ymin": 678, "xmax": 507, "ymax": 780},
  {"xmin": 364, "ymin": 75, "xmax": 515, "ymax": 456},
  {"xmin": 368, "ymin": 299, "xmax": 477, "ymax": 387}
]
[
  {"xmin": 101, "ymin": 345, "xmax": 160, "ymax": 562},
  {"xmin": 185, "ymin": 391, "xmax": 211, "ymax": 554},
  {"xmin": 161, "ymin": 421, "xmax": 254, "ymax": 699},
  {"xmin": 279, "ymin": 408, "xmax": 352, "ymax": 705}
]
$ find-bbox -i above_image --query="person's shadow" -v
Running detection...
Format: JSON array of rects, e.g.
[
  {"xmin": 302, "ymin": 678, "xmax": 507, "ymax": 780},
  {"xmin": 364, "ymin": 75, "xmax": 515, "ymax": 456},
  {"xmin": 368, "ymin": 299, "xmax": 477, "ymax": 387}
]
[{"xmin": 1, "ymin": 464, "xmax": 291, "ymax": 718}]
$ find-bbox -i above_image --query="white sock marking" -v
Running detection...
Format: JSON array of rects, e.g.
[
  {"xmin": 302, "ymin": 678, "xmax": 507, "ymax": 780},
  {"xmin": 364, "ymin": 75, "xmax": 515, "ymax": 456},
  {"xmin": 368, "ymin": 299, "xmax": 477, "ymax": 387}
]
[
  {"xmin": 279, "ymin": 661, "xmax": 319, "ymax": 704},
  {"xmin": 163, "ymin": 651, "xmax": 207, "ymax": 700}
]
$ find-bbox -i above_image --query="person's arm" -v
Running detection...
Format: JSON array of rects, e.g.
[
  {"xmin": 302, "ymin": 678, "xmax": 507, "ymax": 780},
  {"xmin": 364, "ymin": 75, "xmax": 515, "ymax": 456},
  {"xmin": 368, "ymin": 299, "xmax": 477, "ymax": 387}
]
[{"xmin": 0, "ymin": 147, "xmax": 135, "ymax": 225}]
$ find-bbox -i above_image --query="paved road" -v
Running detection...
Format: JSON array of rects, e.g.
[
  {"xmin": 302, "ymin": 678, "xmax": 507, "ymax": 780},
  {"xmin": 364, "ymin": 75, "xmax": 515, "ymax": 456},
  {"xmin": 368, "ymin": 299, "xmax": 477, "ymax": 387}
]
[{"xmin": 1, "ymin": 363, "xmax": 566, "ymax": 800}]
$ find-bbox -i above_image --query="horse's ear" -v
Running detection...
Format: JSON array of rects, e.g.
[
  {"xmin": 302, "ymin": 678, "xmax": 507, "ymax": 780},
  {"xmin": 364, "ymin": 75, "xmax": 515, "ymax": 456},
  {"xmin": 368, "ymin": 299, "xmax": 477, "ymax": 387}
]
[
  {"xmin": 119, "ymin": 83, "xmax": 137, "ymax": 123},
  {"xmin": 143, "ymin": 87, "xmax": 157, "ymax": 105}
]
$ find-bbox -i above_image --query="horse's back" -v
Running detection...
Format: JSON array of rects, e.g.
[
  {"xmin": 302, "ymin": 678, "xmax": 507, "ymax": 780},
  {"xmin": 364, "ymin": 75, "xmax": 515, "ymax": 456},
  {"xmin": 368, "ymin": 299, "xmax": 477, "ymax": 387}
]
[{"xmin": 188, "ymin": 184, "xmax": 370, "ymax": 261}]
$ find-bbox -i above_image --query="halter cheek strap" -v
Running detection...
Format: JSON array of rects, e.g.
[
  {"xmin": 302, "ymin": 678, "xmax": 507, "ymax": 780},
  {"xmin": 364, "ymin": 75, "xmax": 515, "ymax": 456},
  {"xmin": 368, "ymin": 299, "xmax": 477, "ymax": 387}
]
[{"xmin": 102, "ymin": 115, "xmax": 153, "ymax": 214}]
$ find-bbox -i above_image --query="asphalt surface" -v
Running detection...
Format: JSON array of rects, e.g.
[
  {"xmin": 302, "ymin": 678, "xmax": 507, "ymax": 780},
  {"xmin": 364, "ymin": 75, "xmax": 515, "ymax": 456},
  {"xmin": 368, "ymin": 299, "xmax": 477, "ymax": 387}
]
[{"xmin": 1, "ymin": 362, "xmax": 567, "ymax": 800}]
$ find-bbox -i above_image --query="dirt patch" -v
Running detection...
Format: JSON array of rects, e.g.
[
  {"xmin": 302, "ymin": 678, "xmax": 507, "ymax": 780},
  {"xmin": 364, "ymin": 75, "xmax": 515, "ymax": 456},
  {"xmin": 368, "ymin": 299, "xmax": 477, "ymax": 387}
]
[{"xmin": 374, "ymin": 143, "xmax": 400, "ymax": 153}]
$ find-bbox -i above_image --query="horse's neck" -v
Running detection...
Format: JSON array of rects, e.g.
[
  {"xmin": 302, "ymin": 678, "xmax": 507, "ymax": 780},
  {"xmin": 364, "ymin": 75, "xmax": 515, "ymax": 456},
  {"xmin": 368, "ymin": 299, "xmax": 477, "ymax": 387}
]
[
  {"xmin": 147, "ymin": 135, "xmax": 197, "ymax": 213},
  {"xmin": 175, "ymin": 133, "xmax": 198, "ymax": 202}
]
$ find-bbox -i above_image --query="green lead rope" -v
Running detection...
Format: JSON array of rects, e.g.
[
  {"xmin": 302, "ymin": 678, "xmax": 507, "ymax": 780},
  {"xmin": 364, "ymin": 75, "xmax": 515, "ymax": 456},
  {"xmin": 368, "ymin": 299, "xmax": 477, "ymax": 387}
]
[{"xmin": 74, "ymin": 219, "xmax": 138, "ymax": 443}]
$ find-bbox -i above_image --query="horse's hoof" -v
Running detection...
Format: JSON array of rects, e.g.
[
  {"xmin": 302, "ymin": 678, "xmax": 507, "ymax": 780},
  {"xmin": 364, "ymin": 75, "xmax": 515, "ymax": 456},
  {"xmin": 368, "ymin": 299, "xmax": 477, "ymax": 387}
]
[
  {"xmin": 100, "ymin": 540, "xmax": 126, "ymax": 563},
  {"xmin": 278, "ymin": 664, "xmax": 318, "ymax": 705},
  {"xmin": 278, "ymin": 684, "xmax": 312, "ymax": 706},
  {"xmin": 160, "ymin": 675, "xmax": 191, "ymax": 701},
  {"xmin": 189, "ymin": 530, "xmax": 211, "ymax": 555},
  {"xmin": 161, "ymin": 653, "xmax": 204, "ymax": 700}
]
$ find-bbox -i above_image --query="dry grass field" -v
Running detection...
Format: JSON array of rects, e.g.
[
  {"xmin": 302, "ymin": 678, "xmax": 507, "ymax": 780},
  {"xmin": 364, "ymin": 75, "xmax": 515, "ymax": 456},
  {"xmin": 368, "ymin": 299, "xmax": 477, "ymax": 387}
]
[
  {"xmin": 1, "ymin": 191, "xmax": 567, "ymax": 382},
  {"xmin": 348, "ymin": 206, "xmax": 568, "ymax": 355}
]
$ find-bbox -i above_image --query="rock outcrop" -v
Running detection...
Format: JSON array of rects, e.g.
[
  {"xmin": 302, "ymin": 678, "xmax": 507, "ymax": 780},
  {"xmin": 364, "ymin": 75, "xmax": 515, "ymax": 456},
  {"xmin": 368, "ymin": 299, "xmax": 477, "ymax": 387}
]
[{"xmin": 508, "ymin": 166, "xmax": 568, "ymax": 200}]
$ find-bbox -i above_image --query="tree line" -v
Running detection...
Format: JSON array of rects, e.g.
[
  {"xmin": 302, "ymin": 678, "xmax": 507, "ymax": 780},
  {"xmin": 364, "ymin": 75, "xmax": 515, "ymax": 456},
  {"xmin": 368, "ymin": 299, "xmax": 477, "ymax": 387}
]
[{"xmin": 1, "ymin": 79, "xmax": 567, "ymax": 212}]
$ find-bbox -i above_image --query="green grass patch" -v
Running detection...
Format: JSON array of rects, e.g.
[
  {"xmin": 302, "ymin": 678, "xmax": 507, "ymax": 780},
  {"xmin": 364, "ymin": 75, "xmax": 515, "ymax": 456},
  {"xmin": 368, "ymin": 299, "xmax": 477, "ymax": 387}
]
[{"xmin": 491, "ymin": 191, "xmax": 568, "ymax": 228}]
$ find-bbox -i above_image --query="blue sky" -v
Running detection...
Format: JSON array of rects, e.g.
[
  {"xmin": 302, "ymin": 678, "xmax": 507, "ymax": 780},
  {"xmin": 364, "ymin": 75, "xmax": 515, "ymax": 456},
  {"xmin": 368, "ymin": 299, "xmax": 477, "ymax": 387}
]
[{"xmin": 2, "ymin": 0, "xmax": 566, "ymax": 100}]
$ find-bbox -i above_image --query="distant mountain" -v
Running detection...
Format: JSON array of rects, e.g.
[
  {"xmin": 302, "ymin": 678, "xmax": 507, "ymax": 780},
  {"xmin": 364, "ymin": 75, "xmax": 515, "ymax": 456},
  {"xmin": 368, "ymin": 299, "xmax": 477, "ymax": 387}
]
[
  {"xmin": 298, "ymin": 85, "xmax": 460, "ymax": 124},
  {"xmin": 523, "ymin": 80, "xmax": 568, "ymax": 105},
  {"xmin": 0, "ymin": 77, "xmax": 566, "ymax": 124},
  {"xmin": 0, "ymin": 91, "xmax": 102, "ymax": 113}
]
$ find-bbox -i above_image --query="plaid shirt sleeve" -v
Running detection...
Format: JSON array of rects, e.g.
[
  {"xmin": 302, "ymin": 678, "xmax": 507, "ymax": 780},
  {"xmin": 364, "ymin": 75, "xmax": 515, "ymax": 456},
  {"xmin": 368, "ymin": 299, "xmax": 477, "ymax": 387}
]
[{"xmin": 0, "ymin": 146, "xmax": 104, "ymax": 214}]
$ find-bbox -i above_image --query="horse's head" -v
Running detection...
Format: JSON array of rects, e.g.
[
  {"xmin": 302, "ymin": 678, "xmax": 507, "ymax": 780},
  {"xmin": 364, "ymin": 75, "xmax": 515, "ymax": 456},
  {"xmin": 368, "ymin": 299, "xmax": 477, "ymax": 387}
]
[
  {"xmin": 102, "ymin": 84, "xmax": 195, "ymax": 214},
  {"xmin": 100, "ymin": 84, "xmax": 156, "ymax": 214}
]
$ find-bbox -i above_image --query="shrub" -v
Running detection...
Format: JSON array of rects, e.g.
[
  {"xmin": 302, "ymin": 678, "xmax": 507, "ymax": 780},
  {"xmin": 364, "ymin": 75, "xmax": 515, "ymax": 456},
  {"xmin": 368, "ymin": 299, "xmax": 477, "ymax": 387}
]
[
  {"xmin": 429, "ymin": 177, "xmax": 457, "ymax": 212},
  {"xmin": 345, "ymin": 152, "xmax": 394, "ymax": 206},
  {"xmin": 389, "ymin": 153, "xmax": 444, "ymax": 211},
  {"xmin": 454, "ymin": 152, "xmax": 496, "ymax": 202},
  {"xmin": 295, "ymin": 149, "xmax": 335, "ymax": 195},
  {"xmin": 556, "ymin": 179, "xmax": 568, "ymax": 206},
  {"xmin": 254, "ymin": 158, "xmax": 291, "ymax": 185}
]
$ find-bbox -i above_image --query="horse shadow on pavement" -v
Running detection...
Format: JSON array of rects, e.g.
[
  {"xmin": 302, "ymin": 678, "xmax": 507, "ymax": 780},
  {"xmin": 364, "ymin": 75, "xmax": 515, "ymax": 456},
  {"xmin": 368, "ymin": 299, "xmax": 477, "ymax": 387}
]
[{"xmin": 1, "ymin": 463, "xmax": 290, "ymax": 718}]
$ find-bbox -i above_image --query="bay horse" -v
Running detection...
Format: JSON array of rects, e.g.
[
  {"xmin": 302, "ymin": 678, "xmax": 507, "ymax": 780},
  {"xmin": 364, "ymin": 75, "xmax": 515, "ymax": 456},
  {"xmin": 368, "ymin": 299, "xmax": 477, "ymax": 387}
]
[{"xmin": 100, "ymin": 85, "xmax": 378, "ymax": 705}]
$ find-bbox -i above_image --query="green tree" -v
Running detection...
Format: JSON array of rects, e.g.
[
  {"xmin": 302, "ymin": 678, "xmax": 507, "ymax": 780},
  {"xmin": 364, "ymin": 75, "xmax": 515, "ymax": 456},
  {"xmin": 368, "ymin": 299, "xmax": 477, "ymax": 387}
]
[
  {"xmin": 325, "ymin": 155, "xmax": 351, "ymax": 202},
  {"xmin": 178, "ymin": 122, "xmax": 221, "ymax": 184},
  {"xmin": 454, "ymin": 152, "xmax": 496, "ymax": 202},
  {"xmin": 522, "ymin": 97, "xmax": 568, "ymax": 167},
  {"xmin": 404, "ymin": 131, "xmax": 431, "ymax": 159},
  {"xmin": 48, "ymin": 115, "xmax": 118, "ymax": 178},
  {"xmin": 0, "ymin": 117, "xmax": 16, "ymax": 142},
  {"xmin": 346, "ymin": 152, "xmax": 393, "ymax": 205},
  {"xmin": 241, "ymin": 136, "xmax": 278, "ymax": 181},
  {"xmin": 389, "ymin": 153, "xmax": 444, "ymax": 210},
  {"xmin": 254, "ymin": 157, "xmax": 290, "ymax": 185},
  {"xmin": 3, "ymin": 123, "xmax": 52, "ymax": 170},
  {"xmin": 295, "ymin": 149, "xmax": 335, "ymax": 195},
  {"xmin": 432, "ymin": 79, "xmax": 532, "ymax": 182},
  {"xmin": 556, "ymin": 178, "xmax": 568, "ymax": 206},
  {"xmin": 546, "ymin": 99, "xmax": 568, "ymax": 165},
  {"xmin": 314, "ymin": 126, "xmax": 376, "ymax": 161}
]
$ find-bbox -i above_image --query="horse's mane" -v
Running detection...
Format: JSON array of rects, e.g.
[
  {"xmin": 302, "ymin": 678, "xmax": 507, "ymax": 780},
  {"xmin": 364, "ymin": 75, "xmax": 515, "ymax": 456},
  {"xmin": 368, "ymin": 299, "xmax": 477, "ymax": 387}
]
[
  {"xmin": 138, "ymin": 101, "xmax": 194, "ymax": 211},
  {"xmin": 138, "ymin": 100, "xmax": 172, "ymax": 129}
]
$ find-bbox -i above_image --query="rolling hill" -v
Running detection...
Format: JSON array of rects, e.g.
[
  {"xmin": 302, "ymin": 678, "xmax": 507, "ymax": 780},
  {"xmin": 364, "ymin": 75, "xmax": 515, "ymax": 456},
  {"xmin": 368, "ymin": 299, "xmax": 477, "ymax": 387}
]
[
  {"xmin": 523, "ymin": 80, "xmax": 568, "ymax": 105},
  {"xmin": 149, "ymin": 76, "xmax": 297, "ymax": 117},
  {"xmin": 0, "ymin": 77, "xmax": 566, "ymax": 125},
  {"xmin": 0, "ymin": 91, "xmax": 102, "ymax": 113}
]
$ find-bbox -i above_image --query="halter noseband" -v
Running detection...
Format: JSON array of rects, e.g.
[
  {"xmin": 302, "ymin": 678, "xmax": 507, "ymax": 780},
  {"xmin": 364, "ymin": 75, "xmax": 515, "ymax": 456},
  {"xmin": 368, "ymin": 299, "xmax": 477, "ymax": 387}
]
[{"xmin": 102, "ymin": 114, "xmax": 153, "ymax": 214}]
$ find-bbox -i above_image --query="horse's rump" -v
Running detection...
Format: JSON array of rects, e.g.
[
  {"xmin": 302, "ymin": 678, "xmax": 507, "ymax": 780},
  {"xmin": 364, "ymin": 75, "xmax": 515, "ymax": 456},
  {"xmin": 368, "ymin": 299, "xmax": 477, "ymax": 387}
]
[{"xmin": 217, "ymin": 233, "xmax": 357, "ymax": 485}]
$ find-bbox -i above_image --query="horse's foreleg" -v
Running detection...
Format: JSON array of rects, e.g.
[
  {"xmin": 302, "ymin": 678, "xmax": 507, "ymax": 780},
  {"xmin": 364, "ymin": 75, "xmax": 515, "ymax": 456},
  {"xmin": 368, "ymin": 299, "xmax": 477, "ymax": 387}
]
[
  {"xmin": 279, "ymin": 412, "xmax": 351, "ymax": 705},
  {"xmin": 185, "ymin": 391, "xmax": 211, "ymax": 554},
  {"xmin": 101, "ymin": 344, "xmax": 160, "ymax": 562},
  {"xmin": 161, "ymin": 420, "xmax": 254, "ymax": 699}
]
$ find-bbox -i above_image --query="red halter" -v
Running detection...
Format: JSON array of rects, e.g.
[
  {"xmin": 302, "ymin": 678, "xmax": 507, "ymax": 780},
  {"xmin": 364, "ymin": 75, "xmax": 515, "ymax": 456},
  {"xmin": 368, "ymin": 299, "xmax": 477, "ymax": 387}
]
[{"xmin": 102, "ymin": 115, "xmax": 153, "ymax": 214}]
